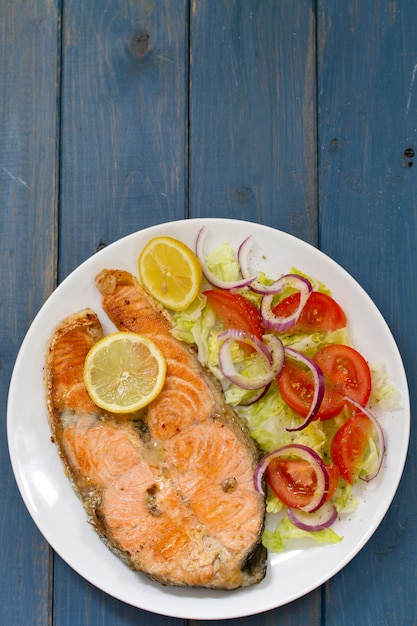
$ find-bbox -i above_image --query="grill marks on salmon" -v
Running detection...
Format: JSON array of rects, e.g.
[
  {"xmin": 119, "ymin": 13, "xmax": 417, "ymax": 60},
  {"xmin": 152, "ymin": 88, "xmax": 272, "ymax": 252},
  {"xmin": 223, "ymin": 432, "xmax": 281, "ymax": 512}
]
[{"xmin": 44, "ymin": 271, "xmax": 267, "ymax": 590}]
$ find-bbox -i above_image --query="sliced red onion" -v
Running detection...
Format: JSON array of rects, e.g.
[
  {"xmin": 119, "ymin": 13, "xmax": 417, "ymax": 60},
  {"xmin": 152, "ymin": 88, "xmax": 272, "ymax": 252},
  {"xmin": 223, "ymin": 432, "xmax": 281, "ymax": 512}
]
[
  {"xmin": 283, "ymin": 347, "xmax": 325, "ymax": 431},
  {"xmin": 233, "ymin": 335, "xmax": 283, "ymax": 401},
  {"xmin": 238, "ymin": 236, "xmax": 290, "ymax": 295},
  {"xmin": 260, "ymin": 274, "xmax": 312, "ymax": 330},
  {"xmin": 196, "ymin": 227, "xmax": 258, "ymax": 290},
  {"xmin": 262, "ymin": 333, "xmax": 285, "ymax": 376},
  {"xmin": 343, "ymin": 396, "xmax": 385, "ymax": 482},
  {"xmin": 219, "ymin": 329, "xmax": 273, "ymax": 360},
  {"xmin": 239, "ymin": 235, "xmax": 313, "ymax": 297},
  {"xmin": 237, "ymin": 235, "xmax": 271, "ymax": 293},
  {"xmin": 288, "ymin": 501, "xmax": 338, "ymax": 531},
  {"xmin": 218, "ymin": 329, "xmax": 276, "ymax": 390},
  {"xmin": 254, "ymin": 444, "xmax": 330, "ymax": 512},
  {"xmin": 237, "ymin": 383, "xmax": 271, "ymax": 406}
]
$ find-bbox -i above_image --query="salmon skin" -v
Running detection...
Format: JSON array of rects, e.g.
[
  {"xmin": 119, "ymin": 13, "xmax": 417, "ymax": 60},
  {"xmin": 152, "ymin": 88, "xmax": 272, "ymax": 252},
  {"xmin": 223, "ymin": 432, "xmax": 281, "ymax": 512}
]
[{"xmin": 44, "ymin": 271, "xmax": 267, "ymax": 590}]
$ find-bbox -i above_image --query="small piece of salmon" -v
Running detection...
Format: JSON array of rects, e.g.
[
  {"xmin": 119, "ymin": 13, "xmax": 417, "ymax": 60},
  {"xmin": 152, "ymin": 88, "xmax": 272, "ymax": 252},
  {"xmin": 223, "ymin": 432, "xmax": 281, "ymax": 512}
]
[{"xmin": 44, "ymin": 272, "xmax": 267, "ymax": 590}]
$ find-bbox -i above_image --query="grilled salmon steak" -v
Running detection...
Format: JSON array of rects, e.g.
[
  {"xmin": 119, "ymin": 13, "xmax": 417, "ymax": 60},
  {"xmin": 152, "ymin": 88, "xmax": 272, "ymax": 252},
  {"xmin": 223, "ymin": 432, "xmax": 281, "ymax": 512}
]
[{"xmin": 44, "ymin": 270, "xmax": 267, "ymax": 590}]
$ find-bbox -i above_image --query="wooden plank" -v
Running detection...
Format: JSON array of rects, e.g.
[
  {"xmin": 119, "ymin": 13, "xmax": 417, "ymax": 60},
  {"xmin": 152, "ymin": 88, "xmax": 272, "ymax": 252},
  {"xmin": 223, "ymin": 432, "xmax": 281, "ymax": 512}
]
[
  {"xmin": 0, "ymin": 0, "xmax": 60, "ymax": 624},
  {"xmin": 188, "ymin": 0, "xmax": 318, "ymax": 245},
  {"xmin": 188, "ymin": 2, "xmax": 321, "ymax": 625},
  {"xmin": 54, "ymin": 1, "xmax": 189, "ymax": 624},
  {"xmin": 58, "ymin": 0, "xmax": 189, "ymax": 280},
  {"xmin": 53, "ymin": 554, "xmax": 183, "ymax": 626},
  {"xmin": 317, "ymin": 1, "xmax": 417, "ymax": 624}
]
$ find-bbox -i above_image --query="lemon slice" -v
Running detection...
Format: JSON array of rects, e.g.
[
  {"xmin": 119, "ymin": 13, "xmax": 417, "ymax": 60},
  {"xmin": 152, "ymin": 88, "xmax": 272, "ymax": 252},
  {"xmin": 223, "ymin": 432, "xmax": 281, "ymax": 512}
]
[
  {"xmin": 84, "ymin": 332, "xmax": 166, "ymax": 413},
  {"xmin": 138, "ymin": 236, "xmax": 202, "ymax": 311}
]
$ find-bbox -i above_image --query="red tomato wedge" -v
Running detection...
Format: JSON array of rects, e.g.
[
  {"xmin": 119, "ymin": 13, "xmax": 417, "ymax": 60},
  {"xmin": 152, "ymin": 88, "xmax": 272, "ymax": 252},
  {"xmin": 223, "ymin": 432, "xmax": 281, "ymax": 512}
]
[
  {"xmin": 266, "ymin": 457, "xmax": 339, "ymax": 509},
  {"xmin": 272, "ymin": 291, "xmax": 347, "ymax": 334},
  {"xmin": 331, "ymin": 413, "xmax": 374, "ymax": 484},
  {"xmin": 203, "ymin": 290, "xmax": 265, "ymax": 338},
  {"xmin": 314, "ymin": 344, "xmax": 372, "ymax": 408},
  {"xmin": 278, "ymin": 359, "xmax": 345, "ymax": 420},
  {"xmin": 277, "ymin": 344, "xmax": 372, "ymax": 420}
]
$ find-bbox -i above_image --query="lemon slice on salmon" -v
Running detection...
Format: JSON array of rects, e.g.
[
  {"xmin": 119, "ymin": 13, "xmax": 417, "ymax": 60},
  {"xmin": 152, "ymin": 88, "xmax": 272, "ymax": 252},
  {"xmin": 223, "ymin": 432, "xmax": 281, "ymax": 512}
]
[
  {"xmin": 84, "ymin": 332, "xmax": 166, "ymax": 413},
  {"xmin": 138, "ymin": 236, "xmax": 202, "ymax": 311}
]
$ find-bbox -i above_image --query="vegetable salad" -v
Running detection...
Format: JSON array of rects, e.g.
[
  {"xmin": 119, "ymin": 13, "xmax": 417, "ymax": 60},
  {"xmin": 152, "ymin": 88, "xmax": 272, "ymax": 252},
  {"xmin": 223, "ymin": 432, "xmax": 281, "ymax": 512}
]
[{"xmin": 171, "ymin": 231, "xmax": 398, "ymax": 552}]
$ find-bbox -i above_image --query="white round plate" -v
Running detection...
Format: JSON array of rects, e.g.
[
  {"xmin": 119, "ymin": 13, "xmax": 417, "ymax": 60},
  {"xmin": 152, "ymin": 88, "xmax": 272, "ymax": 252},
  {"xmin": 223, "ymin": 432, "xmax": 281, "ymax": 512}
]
[{"xmin": 7, "ymin": 218, "xmax": 409, "ymax": 620}]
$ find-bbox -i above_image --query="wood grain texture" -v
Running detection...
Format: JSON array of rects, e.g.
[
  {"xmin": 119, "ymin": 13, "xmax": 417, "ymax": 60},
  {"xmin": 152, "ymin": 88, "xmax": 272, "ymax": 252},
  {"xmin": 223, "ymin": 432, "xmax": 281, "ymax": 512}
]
[
  {"xmin": 58, "ymin": 0, "xmax": 189, "ymax": 280},
  {"xmin": 188, "ymin": 0, "xmax": 318, "ymax": 244},
  {"xmin": 0, "ymin": 0, "xmax": 59, "ymax": 625},
  {"xmin": 318, "ymin": 2, "xmax": 417, "ymax": 624},
  {"xmin": 53, "ymin": 553, "xmax": 184, "ymax": 626}
]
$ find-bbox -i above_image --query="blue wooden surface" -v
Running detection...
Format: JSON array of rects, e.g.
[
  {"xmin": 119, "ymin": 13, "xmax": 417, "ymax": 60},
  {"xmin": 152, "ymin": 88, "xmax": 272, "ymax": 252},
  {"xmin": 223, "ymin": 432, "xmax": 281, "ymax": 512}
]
[
  {"xmin": 318, "ymin": 3, "xmax": 417, "ymax": 625},
  {"xmin": 1, "ymin": 1, "xmax": 416, "ymax": 624}
]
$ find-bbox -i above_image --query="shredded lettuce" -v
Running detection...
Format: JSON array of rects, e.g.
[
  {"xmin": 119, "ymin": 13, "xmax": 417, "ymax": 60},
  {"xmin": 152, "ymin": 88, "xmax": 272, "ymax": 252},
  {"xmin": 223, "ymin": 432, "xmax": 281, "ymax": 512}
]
[
  {"xmin": 238, "ymin": 385, "xmax": 329, "ymax": 455},
  {"xmin": 172, "ymin": 294, "xmax": 216, "ymax": 365},
  {"xmin": 266, "ymin": 493, "xmax": 284, "ymax": 514},
  {"xmin": 289, "ymin": 267, "xmax": 332, "ymax": 296},
  {"xmin": 279, "ymin": 327, "xmax": 351, "ymax": 356},
  {"xmin": 262, "ymin": 516, "xmax": 342, "ymax": 553},
  {"xmin": 205, "ymin": 241, "xmax": 241, "ymax": 283},
  {"xmin": 238, "ymin": 385, "xmax": 294, "ymax": 452},
  {"xmin": 170, "ymin": 240, "xmax": 398, "ymax": 555},
  {"xmin": 369, "ymin": 361, "xmax": 401, "ymax": 411},
  {"xmin": 332, "ymin": 480, "xmax": 358, "ymax": 515}
]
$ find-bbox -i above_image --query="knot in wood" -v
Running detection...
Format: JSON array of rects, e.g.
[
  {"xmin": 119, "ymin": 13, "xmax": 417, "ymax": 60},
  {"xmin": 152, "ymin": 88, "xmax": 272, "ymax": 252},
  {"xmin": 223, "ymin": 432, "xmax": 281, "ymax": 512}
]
[
  {"xmin": 403, "ymin": 147, "xmax": 414, "ymax": 168},
  {"xmin": 128, "ymin": 32, "xmax": 150, "ymax": 59}
]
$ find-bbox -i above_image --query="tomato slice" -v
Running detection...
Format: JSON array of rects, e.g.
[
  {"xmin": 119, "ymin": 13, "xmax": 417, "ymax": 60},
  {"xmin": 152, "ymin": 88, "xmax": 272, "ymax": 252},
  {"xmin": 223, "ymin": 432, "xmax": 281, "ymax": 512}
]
[
  {"xmin": 272, "ymin": 291, "xmax": 347, "ymax": 334},
  {"xmin": 331, "ymin": 413, "xmax": 374, "ymax": 484},
  {"xmin": 277, "ymin": 359, "xmax": 345, "ymax": 420},
  {"xmin": 314, "ymin": 344, "xmax": 372, "ymax": 408},
  {"xmin": 266, "ymin": 457, "xmax": 339, "ymax": 509},
  {"xmin": 326, "ymin": 463, "xmax": 340, "ymax": 499},
  {"xmin": 203, "ymin": 290, "xmax": 265, "ymax": 338},
  {"xmin": 277, "ymin": 344, "xmax": 371, "ymax": 420}
]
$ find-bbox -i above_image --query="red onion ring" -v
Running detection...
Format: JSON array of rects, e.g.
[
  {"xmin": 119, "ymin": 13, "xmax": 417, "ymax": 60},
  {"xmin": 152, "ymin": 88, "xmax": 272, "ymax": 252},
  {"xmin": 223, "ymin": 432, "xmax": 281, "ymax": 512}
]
[
  {"xmin": 262, "ymin": 333, "xmax": 285, "ymax": 376},
  {"xmin": 254, "ymin": 444, "xmax": 330, "ymax": 512},
  {"xmin": 283, "ymin": 347, "xmax": 325, "ymax": 431},
  {"xmin": 260, "ymin": 275, "xmax": 312, "ymax": 331},
  {"xmin": 237, "ymin": 383, "xmax": 271, "ymax": 406},
  {"xmin": 288, "ymin": 501, "xmax": 338, "ymax": 531},
  {"xmin": 237, "ymin": 236, "xmax": 273, "ymax": 293},
  {"xmin": 196, "ymin": 227, "xmax": 258, "ymax": 290},
  {"xmin": 238, "ymin": 236, "xmax": 313, "ymax": 300},
  {"xmin": 218, "ymin": 329, "xmax": 273, "ymax": 359},
  {"xmin": 343, "ymin": 396, "xmax": 385, "ymax": 482},
  {"xmin": 217, "ymin": 329, "xmax": 283, "ymax": 390},
  {"xmin": 238, "ymin": 235, "xmax": 287, "ymax": 294}
]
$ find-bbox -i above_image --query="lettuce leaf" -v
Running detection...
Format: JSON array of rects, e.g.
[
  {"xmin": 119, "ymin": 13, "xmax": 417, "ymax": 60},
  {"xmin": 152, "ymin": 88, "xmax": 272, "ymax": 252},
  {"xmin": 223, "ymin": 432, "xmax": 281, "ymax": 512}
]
[
  {"xmin": 205, "ymin": 241, "xmax": 241, "ymax": 283},
  {"xmin": 266, "ymin": 493, "xmax": 284, "ymax": 514},
  {"xmin": 238, "ymin": 384, "xmax": 328, "ymax": 455},
  {"xmin": 262, "ymin": 515, "xmax": 342, "ymax": 553},
  {"xmin": 332, "ymin": 480, "xmax": 358, "ymax": 515},
  {"xmin": 369, "ymin": 361, "xmax": 402, "ymax": 411}
]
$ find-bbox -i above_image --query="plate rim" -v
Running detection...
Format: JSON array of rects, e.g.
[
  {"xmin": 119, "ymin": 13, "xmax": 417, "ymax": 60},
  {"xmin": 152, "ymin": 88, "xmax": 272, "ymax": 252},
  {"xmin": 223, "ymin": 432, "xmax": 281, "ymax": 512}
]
[{"xmin": 7, "ymin": 218, "xmax": 410, "ymax": 620}]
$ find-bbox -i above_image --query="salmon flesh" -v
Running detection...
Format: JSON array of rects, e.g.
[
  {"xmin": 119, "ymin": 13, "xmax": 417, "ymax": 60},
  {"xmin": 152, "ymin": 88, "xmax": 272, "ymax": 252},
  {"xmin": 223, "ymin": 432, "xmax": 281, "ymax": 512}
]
[{"xmin": 44, "ymin": 270, "xmax": 267, "ymax": 589}]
